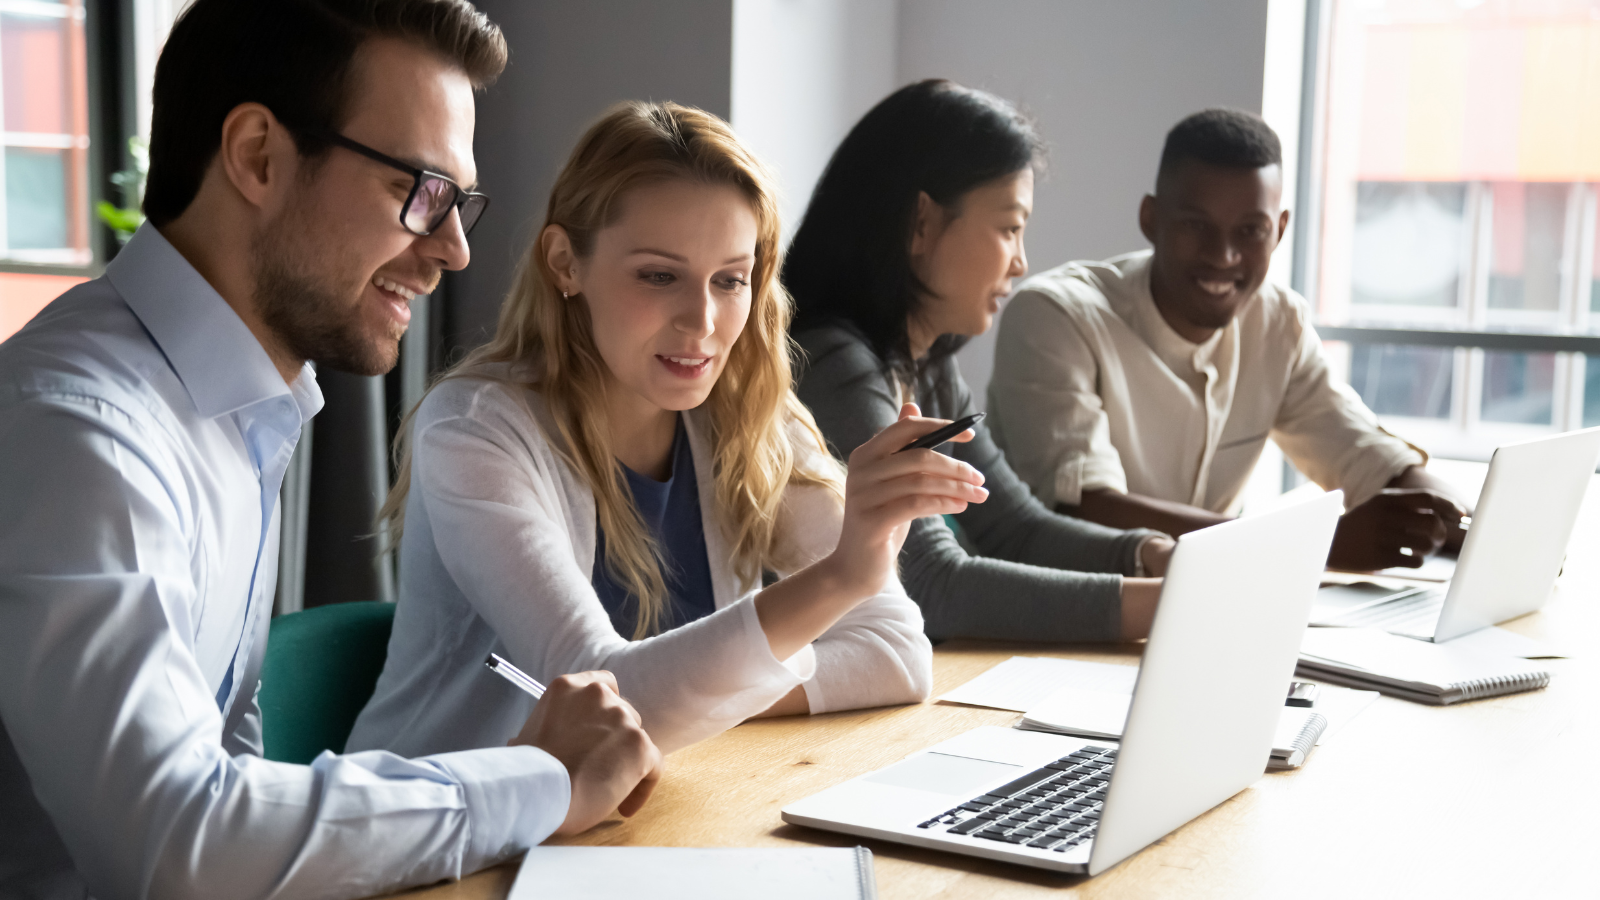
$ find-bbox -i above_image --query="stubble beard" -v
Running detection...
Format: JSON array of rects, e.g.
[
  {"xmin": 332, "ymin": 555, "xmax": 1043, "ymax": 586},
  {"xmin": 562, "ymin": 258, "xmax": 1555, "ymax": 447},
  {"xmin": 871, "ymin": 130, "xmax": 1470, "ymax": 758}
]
[{"xmin": 251, "ymin": 212, "xmax": 404, "ymax": 377}]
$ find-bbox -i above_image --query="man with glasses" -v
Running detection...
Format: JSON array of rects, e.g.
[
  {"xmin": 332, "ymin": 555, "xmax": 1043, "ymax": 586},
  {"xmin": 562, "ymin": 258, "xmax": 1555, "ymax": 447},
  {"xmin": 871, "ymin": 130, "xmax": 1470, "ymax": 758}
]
[{"xmin": 0, "ymin": 2, "xmax": 660, "ymax": 898}]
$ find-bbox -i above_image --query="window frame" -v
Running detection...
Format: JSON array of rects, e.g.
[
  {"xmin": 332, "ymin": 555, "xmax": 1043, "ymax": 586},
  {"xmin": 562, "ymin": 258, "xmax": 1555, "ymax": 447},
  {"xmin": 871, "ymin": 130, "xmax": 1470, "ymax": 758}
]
[
  {"xmin": 1296, "ymin": 0, "xmax": 1600, "ymax": 460},
  {"xmin": 0, "ymin": 0, "xmax": 131, "ymax": 279}
]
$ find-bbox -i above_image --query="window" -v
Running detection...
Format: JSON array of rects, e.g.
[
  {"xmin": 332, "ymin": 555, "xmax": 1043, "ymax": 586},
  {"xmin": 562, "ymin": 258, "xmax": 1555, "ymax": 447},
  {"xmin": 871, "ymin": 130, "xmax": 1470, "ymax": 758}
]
[
  {"xmin": 1, "ymin": 0, "xmax": 89, "ymax": 265},
  {"xmin": 0, "ymin": 0, "xmax": 92, "ymax": 340},
  {"xmin": 1306, "ymin": 0, "xmax": 1600, "ymax": 458}
]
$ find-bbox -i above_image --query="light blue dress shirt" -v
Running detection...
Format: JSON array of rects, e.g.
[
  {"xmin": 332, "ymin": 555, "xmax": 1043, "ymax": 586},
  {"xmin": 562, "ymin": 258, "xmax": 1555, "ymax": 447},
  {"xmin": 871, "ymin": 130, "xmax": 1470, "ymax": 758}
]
[{"xmin": 0, "ymin": 225, "xmax": 568, "ymax": 900}]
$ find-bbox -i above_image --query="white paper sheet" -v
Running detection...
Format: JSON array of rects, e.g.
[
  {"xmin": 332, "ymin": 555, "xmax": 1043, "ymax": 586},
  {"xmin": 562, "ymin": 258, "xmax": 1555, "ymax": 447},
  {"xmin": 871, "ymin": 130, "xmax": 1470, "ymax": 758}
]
[
  {"xmin": 944, "ymin": 656, "xmax": 1380, "ymax": 757},
  {"xmin": 510, "ymin": 847, "xmax": 873, "ymax": 900},
  {"xmin": 937, "ymin": 656, "xmax": 1139, "ymax": 713},
  {"xmin": 1439, "ymin": 625, "xmax": 1567, "ymax": 659},
  {"xmin": 1014, "ymin": 671, "xmax": 1377, "ymax": 750},
  {"xmin": 1306, "ymin": 683, "xmax": 1380, "ymax": 745}
]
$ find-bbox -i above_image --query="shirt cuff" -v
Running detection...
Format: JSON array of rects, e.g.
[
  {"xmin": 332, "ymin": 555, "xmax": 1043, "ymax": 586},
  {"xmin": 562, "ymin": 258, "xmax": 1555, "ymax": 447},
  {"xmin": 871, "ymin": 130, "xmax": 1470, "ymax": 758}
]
[
  {"xmin": 1053, "ymin": 457, "xmax": 1085, "ymax": 507},
  {"xmin": 1340, "ymin": 432, "xmax": 1427, "ymax": 510},
  {"xmin": 735, "ymin": 593, "xmax": 816, "ymax": 682},
  {"xmin": 430, "ymin": 745, "xmax": 570, "ymax": 873},
  {"xmin": 1054, "ymin": 455, "xmax": 1128, "ymax": 507}
]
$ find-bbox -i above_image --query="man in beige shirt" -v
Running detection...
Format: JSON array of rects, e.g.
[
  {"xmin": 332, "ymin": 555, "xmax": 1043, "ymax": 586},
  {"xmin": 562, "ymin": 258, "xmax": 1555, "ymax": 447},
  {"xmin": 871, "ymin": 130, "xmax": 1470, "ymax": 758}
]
[{"xmin": 987, "ymin": 108, "xmax": 1466, "ymax": 571}]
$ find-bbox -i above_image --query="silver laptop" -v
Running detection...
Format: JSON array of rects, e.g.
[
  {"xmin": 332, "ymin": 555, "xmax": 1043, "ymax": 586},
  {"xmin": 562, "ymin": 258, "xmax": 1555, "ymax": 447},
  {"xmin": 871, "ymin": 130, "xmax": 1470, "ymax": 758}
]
[
  {"xmin": 782, "ymin": 492, "xmax": 1342, "ymax": 876},
  {"xmin": 1311, "ymin": 426, "xmax": 1600, "ymax": 643}
]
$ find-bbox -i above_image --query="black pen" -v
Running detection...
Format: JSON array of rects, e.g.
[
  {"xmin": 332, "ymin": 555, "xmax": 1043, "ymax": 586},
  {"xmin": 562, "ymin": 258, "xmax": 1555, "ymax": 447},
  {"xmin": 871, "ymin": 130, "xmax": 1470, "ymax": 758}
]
[{"xmin": 896, "ymin": 412, "xmax": 984, "ymax": 453}]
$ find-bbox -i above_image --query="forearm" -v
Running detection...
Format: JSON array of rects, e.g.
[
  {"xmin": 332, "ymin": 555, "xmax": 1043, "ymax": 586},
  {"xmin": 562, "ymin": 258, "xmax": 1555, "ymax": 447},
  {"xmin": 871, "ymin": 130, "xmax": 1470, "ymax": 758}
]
[
  {"xmin": 952, "ymin": 430, "xmax": 1153, "ymax": 576},
  {"xmin": 751, "ymin": 584, "xmax": 934, "ymax": 718},
  {"xmin": 901, "ymin": 519, "xmax": 1124, "ymax": 642},
  {"xmin": 750, "ymin": 685, "xmax": 810, "ymax": 718},
  {"xmin": 967, "ymin": 500, "xmax": 1156, "ymax": 576},
  {"xmin": 0, "ymin": 585, "xmax": 563, "ymax": 900},
  {"xmin": 754, "ymin": 555, "xmax": 873, "ymax": 662},
  {"xmin": 1062, "ymin": 489, "xmax": 1231, "ymax": 537},
  {"xmin": 1388, "ymin": 465, "xmax": 1474, "ymax": 515}
]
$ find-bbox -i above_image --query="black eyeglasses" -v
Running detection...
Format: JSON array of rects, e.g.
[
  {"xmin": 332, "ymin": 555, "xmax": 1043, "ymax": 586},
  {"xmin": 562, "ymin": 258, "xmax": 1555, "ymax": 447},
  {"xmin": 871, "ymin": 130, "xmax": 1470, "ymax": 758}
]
[{"xmin": 317, "ymin": 130, "xmax": 490, "ymax": 237}]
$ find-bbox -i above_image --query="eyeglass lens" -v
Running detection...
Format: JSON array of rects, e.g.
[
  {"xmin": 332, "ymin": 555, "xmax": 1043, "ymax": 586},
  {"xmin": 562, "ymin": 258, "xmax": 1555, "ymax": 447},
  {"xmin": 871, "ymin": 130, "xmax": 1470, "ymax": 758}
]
[{"xmin": 404, "ymin": 174, "xmax": 487, "ymax": 236}]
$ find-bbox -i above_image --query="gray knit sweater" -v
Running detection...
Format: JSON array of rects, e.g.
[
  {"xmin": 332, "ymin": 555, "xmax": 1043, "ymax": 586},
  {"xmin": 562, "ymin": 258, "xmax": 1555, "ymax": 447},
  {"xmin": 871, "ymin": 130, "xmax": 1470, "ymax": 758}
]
[{"xmin": 794, "ymin": 324, "xmax": 1158, "ymax": 642}]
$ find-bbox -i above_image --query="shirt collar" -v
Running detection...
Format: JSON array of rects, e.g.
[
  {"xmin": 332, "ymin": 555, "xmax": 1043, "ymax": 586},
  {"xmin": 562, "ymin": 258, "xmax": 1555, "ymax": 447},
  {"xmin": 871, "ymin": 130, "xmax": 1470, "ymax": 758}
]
[
  {"xmin": 1129, "ymin": 254, "xmax": 1227, "ymax": 376},
  {"xmin": 107, "ymin": 223, "xmax": 322, "ymax": 423}
]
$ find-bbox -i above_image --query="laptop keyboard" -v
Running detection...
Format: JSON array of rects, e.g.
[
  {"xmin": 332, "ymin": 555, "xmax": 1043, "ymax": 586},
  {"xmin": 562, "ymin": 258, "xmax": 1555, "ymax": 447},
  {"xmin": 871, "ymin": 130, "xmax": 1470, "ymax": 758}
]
[
  {"xmin": 915, "ymin": 746, "xmax": 1116, "ymax": 853},
  {"xmin": 1328, "ymin": 587, "xmax": 1445, "ymax": 635}
]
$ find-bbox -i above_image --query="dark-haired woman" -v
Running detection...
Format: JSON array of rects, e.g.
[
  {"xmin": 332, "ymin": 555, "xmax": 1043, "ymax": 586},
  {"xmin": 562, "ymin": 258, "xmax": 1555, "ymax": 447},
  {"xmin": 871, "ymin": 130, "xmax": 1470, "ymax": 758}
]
[{"xmin": 787, "ymin": 80, "xmax": 1172, "ymax": 643}]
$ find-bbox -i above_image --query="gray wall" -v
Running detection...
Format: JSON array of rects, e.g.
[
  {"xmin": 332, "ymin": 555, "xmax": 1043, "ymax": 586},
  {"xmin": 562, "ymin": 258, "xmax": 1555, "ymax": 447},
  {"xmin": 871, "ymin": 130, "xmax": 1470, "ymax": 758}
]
[
  {"xmin": 451, "ymin": 0, "xmax": 1275, "ymax": 399},
  {"xmin": 730, "ymin": 0, "xmax": 898, "ymax": 246},
  {"xmin": 449, "ymin": 0, "xmax": 734, "ymax": 353},
  {"xmin": 895, "ymin": 0, "xmax": 1272, "ymax": 404}
]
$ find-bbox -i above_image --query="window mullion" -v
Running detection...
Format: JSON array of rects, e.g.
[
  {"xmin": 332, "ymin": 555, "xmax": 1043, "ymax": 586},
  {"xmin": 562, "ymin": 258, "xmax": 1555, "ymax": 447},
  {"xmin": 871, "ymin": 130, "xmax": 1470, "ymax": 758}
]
[
  {"xmin": 0, "ymin": 17, "xmax": 8, "ymax": 257},
  {"xmin": 1460, "ymin": 183, "xmax": 1491, "ymax": 434},
  {"xmin": 1558, "ymin": 183, "xmax": 1584, "ymax": 328},
  {"xmin": 1464, "ymin": 181, "xmax": 1491, "ymax": 331},
  {"xmin": 1576, "ymin": 184, "xmax": 1597, "ymax": 333}
]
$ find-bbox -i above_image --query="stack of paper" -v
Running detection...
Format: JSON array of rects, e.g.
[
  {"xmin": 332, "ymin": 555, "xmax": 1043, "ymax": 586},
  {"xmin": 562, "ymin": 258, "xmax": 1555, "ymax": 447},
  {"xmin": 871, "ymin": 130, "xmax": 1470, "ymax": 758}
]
[{"xmin": 938, "ymin": 656, "xmax": 1379, "ymax": 770}]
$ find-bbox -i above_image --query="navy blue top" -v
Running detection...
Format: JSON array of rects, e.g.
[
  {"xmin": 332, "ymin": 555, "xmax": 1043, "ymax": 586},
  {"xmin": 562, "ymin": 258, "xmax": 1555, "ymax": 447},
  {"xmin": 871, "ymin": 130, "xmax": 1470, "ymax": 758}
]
[{"xmin": 593, "ymin": 418, "xmax": 717, "ymax": 637}]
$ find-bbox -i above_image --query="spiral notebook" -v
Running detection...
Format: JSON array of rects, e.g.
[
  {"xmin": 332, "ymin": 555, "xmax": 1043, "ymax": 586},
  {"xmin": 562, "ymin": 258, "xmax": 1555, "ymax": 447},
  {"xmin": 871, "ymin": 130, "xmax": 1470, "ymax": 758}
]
[
  {"xmin": 508, "ymin": 846, "xmax": 877, "ymax": 900},
  {"xmin": 1298, "ymin": 627, "xmax": 1550, "ymax": 705}
]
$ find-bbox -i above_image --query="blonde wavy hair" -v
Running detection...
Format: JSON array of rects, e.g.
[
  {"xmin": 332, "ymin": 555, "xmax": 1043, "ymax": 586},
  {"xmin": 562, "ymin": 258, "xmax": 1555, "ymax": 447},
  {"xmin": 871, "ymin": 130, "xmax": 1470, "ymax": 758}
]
[{"xmin": 381, "ymin": 100, "xmax": 843, "ymax": 639}]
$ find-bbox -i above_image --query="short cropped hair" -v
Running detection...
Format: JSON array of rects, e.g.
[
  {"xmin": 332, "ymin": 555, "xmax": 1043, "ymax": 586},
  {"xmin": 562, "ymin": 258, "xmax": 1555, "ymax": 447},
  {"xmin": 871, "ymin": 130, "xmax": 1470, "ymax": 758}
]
[
  {"xmin": 1156, "ymin": 108, "xmax": 1281, "ymax": 188},
  {"xmin": 145, "ymin": 0, "xmax": 507, "ymax": 226}
]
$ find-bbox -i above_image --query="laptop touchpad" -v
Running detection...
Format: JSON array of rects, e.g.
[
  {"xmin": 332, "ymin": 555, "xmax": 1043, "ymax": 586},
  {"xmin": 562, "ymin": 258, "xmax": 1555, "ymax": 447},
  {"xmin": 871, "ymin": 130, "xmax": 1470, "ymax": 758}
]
[{"xmin": 863, "ymin": 752, "xmax": 1022, "ymax": 795}]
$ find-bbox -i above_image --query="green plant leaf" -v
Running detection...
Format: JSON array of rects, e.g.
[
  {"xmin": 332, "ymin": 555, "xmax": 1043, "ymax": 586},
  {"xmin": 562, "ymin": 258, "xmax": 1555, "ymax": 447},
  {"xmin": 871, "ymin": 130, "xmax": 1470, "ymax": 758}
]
[{"xmin": 96, "ymin": 200, "xmax": 144, "ymax": 238}]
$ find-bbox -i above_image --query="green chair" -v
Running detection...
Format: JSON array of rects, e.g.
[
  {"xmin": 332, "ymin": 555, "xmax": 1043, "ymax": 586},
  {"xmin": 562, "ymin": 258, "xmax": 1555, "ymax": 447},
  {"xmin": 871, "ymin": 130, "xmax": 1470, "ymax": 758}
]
[{"xmin": 259, "ymin": 601, "xmax": 396, "ymax": 764}]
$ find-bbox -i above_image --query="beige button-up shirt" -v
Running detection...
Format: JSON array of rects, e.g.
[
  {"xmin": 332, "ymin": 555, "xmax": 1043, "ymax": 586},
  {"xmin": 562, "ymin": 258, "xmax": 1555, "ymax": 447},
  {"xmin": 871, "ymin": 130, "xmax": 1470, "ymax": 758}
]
[{"xmin": 987, "ymin": 250, "xmax": 1423, "ymax": 514}]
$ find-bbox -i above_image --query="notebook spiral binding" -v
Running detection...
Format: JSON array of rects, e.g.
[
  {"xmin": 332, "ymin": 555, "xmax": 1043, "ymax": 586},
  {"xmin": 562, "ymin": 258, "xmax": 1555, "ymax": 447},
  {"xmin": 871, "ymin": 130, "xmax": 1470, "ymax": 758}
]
[
  {"xmin": 1289, "ymin": 711, "xmax": 1328, "ymax": 757},
  {"xmin": 1454, "ymin": 670, "xmax": 1550, "ymax": 702},
  {"xmin": 854, "ymin": 846, "xmax": 878, "ymax": 900}
]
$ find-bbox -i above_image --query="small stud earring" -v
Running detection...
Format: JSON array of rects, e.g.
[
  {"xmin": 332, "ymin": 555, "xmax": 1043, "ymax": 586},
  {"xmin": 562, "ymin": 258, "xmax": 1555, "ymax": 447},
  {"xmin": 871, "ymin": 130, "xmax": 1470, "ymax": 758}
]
[{"xmin": 562, "ymin": 291, "xmax": 569, "ymax": 299}]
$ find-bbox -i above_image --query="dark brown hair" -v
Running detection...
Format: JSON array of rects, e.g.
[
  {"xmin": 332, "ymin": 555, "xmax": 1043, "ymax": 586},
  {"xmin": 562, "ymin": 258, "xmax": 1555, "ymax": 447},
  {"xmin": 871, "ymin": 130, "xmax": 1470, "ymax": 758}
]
[
  {"xmin": 784, "ymin": 80, "xmax": 1043, "ymax": 386},
  {"xmin": 145, "ymin": 0, "xmax": 506, "ymax": 226}
]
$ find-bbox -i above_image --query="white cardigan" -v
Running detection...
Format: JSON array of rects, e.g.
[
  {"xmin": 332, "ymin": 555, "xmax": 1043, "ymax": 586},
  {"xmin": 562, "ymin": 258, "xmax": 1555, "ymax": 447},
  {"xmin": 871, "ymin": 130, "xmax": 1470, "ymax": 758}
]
[{"xmin": 347, "ymin": 374, "xmax": 933, "ymax": 757}]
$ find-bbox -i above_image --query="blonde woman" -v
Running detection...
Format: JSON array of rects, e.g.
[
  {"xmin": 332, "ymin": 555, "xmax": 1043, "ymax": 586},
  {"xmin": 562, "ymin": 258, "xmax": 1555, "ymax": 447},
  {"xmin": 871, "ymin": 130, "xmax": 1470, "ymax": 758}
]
[{"xmin": 347, "ymin": 102, "xmax": 985, "ymax": 759}]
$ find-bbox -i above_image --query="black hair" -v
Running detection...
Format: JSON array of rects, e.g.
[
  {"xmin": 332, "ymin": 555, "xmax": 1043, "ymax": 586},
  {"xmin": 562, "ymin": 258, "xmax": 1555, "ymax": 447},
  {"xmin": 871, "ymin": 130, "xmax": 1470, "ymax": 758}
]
[
  {"xmin": 1155, "ymin": 108, "xmax": 1281, "ymax": 189},
  {"xmin": 784, "ymin": 79, "xmax": 1043, "ymax": 385},
  {"xmin": 144, "ymin": 0, "xmax": 506, "ymax": 226}
]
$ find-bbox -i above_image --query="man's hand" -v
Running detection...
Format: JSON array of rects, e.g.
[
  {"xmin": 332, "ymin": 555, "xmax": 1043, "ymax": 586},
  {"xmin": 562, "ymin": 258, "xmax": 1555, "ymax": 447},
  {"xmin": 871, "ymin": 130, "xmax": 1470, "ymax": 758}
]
[
  {"xmin": 1328, "ymin": 488, "xmax": 1467, "ymax": 571},
  {"xmin": 509, "ymin": 671, "xmax": 663, "ymax": 835},
  {"xmin": 1386, "ymin": 465, "xmax": 1472, "ymax": 554}
]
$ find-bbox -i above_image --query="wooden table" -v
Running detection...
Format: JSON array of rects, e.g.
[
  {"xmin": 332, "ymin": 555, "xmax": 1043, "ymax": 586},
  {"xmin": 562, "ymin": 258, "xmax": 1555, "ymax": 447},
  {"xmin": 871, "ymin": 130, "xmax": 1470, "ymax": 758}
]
[{"xmin": 396, "ymin": 475, "xmax": 1599, "ymax": 899}]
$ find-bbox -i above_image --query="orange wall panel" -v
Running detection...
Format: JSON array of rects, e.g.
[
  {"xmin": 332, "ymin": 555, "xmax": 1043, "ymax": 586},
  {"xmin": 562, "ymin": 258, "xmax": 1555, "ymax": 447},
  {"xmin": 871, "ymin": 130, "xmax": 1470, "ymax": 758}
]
[
  {"xmin": 0, "ymin": 273, "xmax": 87, "ymax": 342},
  {"xmin": 1404, "ymin": 27, "xmax": 1469, "ymax": 179},
  {"xmin": 1517, "ymin": 24, "xmax": 1591, "ymax": 180}
]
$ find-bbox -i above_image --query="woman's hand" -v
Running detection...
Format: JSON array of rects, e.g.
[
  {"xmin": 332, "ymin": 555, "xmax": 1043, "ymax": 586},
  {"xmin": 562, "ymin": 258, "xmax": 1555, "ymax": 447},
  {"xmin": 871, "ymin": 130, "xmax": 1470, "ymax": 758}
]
[
  {"xmin": 1139, "ymin": 536, "xmax": 1175, "ymax": 577},
  {"xmin": 1119, "ymin": 577, "xmax": 1163, "ymax": 641},
  {"xmin": 753, "ymin": 404, "xmax": 988, "ymax": 662},
  {"xmin": 824, "ymin": 403, "xmax": 989, "ymax": 597}
]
